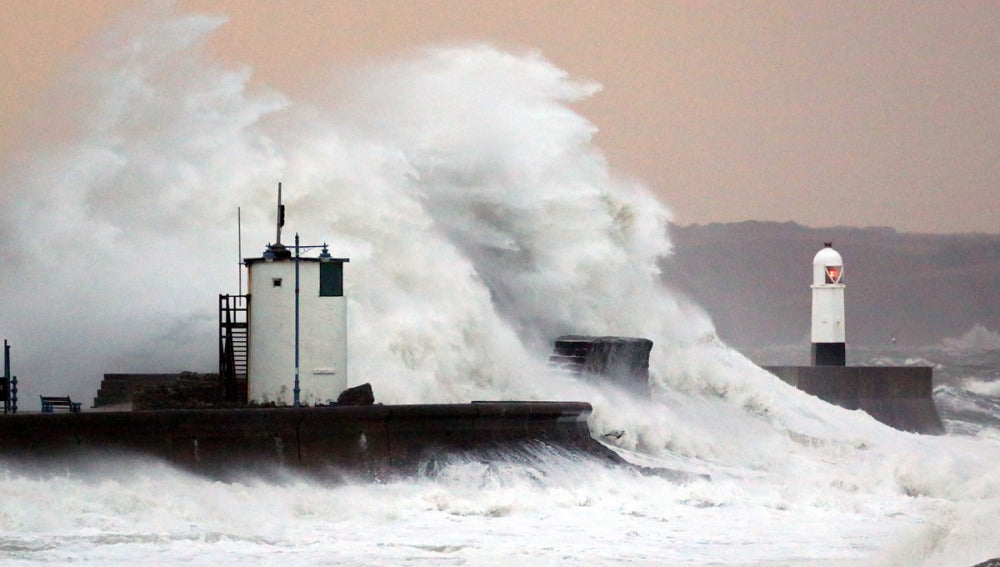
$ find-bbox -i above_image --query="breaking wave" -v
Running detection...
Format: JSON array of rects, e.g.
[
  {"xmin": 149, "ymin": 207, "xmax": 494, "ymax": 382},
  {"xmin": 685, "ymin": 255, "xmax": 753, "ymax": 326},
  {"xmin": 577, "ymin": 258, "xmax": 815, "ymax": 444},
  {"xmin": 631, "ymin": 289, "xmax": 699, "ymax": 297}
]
[{"xmin": 1, "ymin": 4, "xmax": 999, "ymax": 565}]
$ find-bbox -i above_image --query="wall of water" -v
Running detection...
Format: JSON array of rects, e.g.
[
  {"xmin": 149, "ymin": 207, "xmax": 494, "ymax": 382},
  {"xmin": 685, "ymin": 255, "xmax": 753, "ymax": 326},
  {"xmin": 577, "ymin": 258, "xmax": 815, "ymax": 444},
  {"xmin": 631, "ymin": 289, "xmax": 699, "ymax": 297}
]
[{"xmin": 1, "ymin": 5, "xmax": 999, "ymax": 565}]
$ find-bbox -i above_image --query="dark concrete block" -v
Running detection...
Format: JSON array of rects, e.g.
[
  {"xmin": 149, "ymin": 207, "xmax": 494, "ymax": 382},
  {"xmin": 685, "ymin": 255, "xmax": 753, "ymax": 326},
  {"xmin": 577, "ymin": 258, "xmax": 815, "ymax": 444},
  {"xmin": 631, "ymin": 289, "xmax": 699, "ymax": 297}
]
[
  {"xmin": 549, "ymin": 336, "xmax": 653, "ymax": 393},
  {"xmin": 765, "ymin": 365, "xmax": 944, "ymax": 434}
]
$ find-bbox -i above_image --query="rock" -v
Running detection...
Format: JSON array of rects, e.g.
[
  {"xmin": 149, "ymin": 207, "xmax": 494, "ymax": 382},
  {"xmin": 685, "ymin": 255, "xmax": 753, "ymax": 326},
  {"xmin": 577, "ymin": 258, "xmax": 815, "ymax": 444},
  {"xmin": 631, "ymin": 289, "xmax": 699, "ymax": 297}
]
[{"xmin": 336, "ymin": 383, "xmax": 375, "ymax": 406}]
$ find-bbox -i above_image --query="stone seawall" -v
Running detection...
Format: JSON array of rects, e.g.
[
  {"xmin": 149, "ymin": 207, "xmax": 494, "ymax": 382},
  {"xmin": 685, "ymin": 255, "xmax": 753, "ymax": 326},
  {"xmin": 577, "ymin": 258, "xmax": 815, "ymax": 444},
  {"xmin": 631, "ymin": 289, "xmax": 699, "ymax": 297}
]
[
  {"xmin": 766, "ymin": 366, "xmax": 944, "ymax": 434},
  {"xmin": 0, "ymin": 402, "xmax": 608, "ymax": 476},
  {"xmin": 549, "ymin": 336, "xmax": 653, "ymax": 394}
]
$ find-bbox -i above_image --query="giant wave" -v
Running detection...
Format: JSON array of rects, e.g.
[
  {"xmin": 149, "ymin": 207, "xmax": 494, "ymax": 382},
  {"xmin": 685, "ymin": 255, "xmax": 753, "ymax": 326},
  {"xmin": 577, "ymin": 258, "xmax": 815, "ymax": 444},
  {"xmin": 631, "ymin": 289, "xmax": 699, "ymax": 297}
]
[{"xmin": 1, "ymin": 4, "xmax": 999, "ymax": 565}]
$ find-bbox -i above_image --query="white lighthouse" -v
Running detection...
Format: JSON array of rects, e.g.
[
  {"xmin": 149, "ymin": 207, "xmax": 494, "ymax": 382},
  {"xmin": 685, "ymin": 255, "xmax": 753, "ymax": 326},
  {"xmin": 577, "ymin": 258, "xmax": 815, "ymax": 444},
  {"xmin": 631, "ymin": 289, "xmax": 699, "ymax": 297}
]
[
  {"xmin": 811, "ymin": 242, "xmax": 846, "ymax": 365},
  {"xmin": 233, "ymin": 185, "xmax": 349, "ymax": 406}
]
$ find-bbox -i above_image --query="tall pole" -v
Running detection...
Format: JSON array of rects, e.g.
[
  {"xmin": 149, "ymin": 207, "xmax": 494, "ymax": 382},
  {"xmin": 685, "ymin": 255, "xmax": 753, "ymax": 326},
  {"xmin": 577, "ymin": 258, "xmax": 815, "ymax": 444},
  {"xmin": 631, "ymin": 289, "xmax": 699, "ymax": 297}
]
[
  {"xmin": 237, "ymin": 207, "xmax": 243, "ymax": 296},
  {"xmin": 3, "ymin": 340, "xmax": 9, "ymax": 414},
  {"xmin": 276, "ymin": 182, "xmax": 284, "ymax": 245},
  {"xmin": 294, "ymin": 232, "xmax": 301, "ymax": 407}
]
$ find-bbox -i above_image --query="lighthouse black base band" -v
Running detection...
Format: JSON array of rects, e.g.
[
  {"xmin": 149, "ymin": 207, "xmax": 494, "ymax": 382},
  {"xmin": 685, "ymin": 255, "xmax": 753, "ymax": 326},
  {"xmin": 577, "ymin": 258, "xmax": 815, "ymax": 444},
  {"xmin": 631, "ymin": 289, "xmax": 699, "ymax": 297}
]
[{"xmin": 811, "ymin": 343, "xmax": 846, "ymax": 366}]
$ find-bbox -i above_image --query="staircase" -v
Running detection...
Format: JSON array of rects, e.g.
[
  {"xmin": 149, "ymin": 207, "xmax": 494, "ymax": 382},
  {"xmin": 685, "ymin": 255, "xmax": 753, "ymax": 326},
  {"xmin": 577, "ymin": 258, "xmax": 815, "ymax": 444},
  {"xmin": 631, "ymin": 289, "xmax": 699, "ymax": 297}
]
[
  {"xmin": 219, "ymin": 294, "xmax": 250, "ymax": 403},
  {"xmin": 548, "ymin": 336, "xmax": 593, "ymax": 374},
  {"xmin": 92, "ymin": 374, "xmax": 179, "ymax": 408}
]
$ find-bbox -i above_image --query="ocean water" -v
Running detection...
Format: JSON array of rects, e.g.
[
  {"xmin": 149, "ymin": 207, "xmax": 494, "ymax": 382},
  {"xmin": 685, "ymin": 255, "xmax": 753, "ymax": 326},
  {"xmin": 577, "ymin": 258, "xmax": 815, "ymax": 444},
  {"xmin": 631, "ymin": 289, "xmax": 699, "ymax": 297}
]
[{"xmin": 2, "ymin": 5, "xmax": 1000, "ymax": 565}]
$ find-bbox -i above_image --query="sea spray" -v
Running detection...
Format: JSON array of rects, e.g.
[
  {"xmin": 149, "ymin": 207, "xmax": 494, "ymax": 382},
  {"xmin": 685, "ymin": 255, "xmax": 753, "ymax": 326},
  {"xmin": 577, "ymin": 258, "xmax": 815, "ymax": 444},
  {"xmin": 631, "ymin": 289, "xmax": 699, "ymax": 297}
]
[
  {"xmin": 0, "ymin": 7, "xmax": 284, "ymax": 400},
  {"xmin": 0, "ymin": 3, "xmax": 718, "ymax": 414},
  {"xmin": 2, "ymin": 5, "xmax": 1000, "ymax": 565}
]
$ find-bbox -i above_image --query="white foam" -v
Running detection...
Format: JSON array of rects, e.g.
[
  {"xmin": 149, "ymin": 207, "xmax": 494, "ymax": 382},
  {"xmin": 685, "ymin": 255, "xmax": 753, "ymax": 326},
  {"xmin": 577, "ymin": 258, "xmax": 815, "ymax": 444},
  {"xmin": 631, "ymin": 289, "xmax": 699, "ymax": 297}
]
[
  {"xmin": 942, "ymin": 324, "xmax": 1000, "ymax": 354},
  {"xmin": 2, "ymin": 4, "xmax": 1000, "ymax": 565}
]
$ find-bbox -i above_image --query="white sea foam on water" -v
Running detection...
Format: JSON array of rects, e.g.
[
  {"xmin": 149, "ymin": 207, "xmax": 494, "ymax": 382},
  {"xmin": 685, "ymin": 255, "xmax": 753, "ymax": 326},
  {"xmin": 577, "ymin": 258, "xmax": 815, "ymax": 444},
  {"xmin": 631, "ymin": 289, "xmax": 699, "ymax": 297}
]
[
  {"xmin": 942, "ymin": 325, "xmax": 1000, "ymax": 355},
  {"xmin": 2, "ymin": 4, "xmax": 1000, "ymax": 565}
]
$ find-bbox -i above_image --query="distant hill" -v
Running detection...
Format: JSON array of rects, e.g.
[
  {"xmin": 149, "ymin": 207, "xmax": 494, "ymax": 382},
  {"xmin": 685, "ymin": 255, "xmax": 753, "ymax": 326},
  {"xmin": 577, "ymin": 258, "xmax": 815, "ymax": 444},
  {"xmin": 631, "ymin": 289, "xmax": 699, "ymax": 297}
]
[{"xmin": 661, "ymin": 221, "xmax": 1000, "ymax": 353}]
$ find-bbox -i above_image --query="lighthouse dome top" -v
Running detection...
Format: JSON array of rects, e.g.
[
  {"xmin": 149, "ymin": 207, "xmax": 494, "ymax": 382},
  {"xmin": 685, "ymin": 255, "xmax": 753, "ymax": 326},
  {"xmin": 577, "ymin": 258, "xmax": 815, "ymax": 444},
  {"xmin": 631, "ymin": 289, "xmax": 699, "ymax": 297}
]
[
  {"xmin": 812, "ymin": 242, "xmax": 844, "ymax": 284},
  {"xmin": 813, "ymin": 242, "xmax": 843, "ymax": 267}
]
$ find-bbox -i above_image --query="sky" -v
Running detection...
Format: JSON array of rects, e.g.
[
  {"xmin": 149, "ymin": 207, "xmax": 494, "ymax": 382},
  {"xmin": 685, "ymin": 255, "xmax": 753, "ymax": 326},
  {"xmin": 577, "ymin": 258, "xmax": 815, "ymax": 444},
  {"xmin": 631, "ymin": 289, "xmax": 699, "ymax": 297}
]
[{"xmin": 1, "ymin": 1, "xmax": 997, "ymax": 234}]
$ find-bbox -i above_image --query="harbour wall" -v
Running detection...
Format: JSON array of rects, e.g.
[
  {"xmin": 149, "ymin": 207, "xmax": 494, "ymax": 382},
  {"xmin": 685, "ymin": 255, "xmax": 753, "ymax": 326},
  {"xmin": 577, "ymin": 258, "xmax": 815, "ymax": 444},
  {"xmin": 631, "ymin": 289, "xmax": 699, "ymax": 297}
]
[
  {"xmin": 765, "ymin": 366, "xmax": 944, "ymax": 434},
  {"xmin": 0, "ymin": 402, "xmax": 609, "ymax": 477}
]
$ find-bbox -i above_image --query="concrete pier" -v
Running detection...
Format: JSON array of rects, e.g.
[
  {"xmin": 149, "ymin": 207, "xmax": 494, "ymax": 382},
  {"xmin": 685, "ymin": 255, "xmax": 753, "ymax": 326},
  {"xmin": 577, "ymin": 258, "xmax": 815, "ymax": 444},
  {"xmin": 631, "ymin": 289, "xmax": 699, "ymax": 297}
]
[
  {"xmin": 766, "ymin": 365, "xmax": 944, "ymax": 434},
  {"xmin": 0, "ymin": 402, "xmax": 610, "ymax": 476}
]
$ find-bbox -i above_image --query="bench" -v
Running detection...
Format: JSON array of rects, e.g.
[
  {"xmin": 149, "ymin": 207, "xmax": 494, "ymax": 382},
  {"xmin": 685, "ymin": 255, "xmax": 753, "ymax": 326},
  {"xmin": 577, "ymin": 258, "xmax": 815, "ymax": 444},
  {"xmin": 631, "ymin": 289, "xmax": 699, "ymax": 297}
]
[{"xmin": 40, "ymin": 396, "xmax": 81, "ymax": 413}]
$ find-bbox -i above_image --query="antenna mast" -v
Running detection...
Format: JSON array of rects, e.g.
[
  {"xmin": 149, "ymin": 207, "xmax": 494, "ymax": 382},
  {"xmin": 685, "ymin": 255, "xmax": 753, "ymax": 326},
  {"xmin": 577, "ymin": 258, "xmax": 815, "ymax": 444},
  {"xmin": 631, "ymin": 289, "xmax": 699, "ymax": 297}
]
[
  {"xmin": 276, "ymin": 182, "xmax": 285, "ymax": 245},
  {"xmin": 237, "ymin": 207, "xmax": 243, "ymax": 295}
]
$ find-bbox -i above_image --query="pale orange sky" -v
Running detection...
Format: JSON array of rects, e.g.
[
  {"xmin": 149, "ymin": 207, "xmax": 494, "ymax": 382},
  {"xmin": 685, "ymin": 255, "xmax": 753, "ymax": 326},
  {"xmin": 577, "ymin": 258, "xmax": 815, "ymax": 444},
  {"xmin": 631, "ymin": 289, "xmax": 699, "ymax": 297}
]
[{"xmin": 2, "ymin": 1, "xmax": 998, "ymax": 233}]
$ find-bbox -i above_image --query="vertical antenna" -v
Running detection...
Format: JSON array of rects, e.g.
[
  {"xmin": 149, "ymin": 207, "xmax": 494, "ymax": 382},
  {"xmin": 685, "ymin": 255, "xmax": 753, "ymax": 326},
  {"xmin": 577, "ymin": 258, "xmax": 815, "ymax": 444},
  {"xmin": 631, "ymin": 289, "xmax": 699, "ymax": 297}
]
[
  {"xmin": 237, "ymin": 207, "xmax": 243, "ymax": 295},
  {"xmin": 276, "ymin": 182, "xmax": 285, "ymax": 245},
  {"xmin": 3, "ymin": 339, "xmax": 9, "ymax": 414}
]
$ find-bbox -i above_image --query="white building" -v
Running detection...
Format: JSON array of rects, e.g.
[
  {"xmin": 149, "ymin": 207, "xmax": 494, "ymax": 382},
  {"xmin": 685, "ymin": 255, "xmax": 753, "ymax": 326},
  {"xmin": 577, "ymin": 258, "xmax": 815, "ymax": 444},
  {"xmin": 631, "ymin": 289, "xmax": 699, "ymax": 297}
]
[{"xmin": 244, "ymin": 242, "xmax": 349, "ymax": 405}]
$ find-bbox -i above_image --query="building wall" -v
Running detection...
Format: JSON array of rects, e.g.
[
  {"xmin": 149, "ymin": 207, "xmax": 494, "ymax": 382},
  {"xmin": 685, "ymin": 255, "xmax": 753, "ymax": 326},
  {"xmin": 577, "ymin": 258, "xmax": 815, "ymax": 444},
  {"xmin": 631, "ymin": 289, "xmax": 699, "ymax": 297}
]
[{"xmin": 247, "ymin": 260, "xmax": 347, "ymax": 405}]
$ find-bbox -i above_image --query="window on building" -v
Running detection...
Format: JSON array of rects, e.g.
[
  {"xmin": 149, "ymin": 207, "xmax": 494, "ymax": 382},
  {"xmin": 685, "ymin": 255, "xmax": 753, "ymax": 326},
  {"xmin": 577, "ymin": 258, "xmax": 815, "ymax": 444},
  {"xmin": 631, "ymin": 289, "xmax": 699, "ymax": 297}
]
[
  {"xmin": 273, "ymin": 278, "xmax": 283, "ymax": 287},
  {"xmin": 319, "ymin": 262, "xmax": 343, "ymax": 297},
  {"xmin": 825, "ymin": 266, "xmax": 843, "ymax": 284}
]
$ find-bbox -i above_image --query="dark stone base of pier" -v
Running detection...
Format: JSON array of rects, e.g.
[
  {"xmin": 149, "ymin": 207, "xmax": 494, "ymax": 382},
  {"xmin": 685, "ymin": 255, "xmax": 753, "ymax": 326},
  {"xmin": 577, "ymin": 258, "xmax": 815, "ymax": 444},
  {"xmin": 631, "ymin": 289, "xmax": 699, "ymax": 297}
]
[
  {"xmin": 765, "ymin": 365, "xmax": 944, "ymax": 435},
  {"xmin": 0, "ymin": 401, "xmax": 614, "ymax": 478}
]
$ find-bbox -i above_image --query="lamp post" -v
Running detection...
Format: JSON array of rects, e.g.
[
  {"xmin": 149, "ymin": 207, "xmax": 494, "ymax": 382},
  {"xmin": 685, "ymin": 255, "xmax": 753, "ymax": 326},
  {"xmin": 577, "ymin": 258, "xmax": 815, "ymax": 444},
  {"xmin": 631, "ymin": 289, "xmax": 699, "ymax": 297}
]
[{"xmin": 293, "ymin": 232, "xmax": 332, "ymax": 407}]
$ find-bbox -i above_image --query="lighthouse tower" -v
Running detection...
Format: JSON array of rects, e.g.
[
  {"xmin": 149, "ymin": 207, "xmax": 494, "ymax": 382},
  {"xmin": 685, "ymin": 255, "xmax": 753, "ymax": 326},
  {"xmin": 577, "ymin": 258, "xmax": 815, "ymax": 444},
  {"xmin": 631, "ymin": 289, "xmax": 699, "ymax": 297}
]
[
  {"xmin": 241, "ymin": 188, "xmax": 349, "ymax": 406},
  {"xmin": 766, "ymin": 242, "xmax": 943, "ymax": 433},
  {"xmin": 811, "ymin": 242, "xmax": 846, "ymax": 366}
]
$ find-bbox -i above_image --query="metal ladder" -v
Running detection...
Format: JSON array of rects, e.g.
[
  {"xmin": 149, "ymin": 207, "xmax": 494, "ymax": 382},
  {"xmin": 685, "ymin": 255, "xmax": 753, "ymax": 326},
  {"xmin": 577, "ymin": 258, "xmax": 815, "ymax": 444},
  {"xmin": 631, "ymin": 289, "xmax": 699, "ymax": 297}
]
[{"xmin": 219, "ymin": 294, "xmax": 250, "ymax": 403}]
